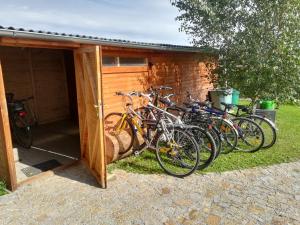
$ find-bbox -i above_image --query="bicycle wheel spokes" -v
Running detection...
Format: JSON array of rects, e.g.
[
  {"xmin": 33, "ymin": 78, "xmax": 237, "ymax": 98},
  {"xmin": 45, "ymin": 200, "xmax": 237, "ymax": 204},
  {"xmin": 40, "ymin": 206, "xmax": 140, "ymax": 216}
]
[
  {"xmin": 214, "ymin": 118, "xmax": 237, "ymax": 154},
  {"xmin": 233, "ymin": 118, "xmax": 265, "ymax": 152},
  {"xmin": 249, "ymin": 116, "xmax": 277, "ymax": 149},
  {"xmin": 155, "ymin": 128, "xmax": 199, "ymax": 177},
  {"xmin": 188, "ymin": 127, "xmax": 216, "ymax": 169}
]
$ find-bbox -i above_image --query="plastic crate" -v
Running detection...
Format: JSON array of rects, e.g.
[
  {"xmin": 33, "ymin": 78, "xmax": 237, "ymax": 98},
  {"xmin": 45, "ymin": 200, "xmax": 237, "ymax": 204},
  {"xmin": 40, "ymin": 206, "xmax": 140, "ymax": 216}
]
[
  {"xmin": 209, "ymin": 89, "xmax": 232, "ymax": 110},
  {"xmin": 255, "ymin": 109, "xmax": 276, "ymax": 123},
  {"xmin": 232, "ymin": 89, "xmax": 240, "ymax": 105}
]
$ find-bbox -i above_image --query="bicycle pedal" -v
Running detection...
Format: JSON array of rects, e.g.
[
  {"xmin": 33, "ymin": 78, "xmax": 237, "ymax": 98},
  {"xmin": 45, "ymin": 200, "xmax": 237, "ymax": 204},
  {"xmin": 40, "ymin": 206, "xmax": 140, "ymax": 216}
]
[{"xmin": 133, "ymin": 151, "xmax": 140, "ymax": 156}]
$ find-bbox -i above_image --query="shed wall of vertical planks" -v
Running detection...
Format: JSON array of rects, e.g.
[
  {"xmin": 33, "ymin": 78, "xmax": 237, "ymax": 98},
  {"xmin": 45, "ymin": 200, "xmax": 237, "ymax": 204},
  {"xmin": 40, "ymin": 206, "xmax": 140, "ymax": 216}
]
[
  {"xmin": 0, "ymin": 46, "xmax": 70, "ymax": 124},
  {"xmin": 102, "ymin": 48, "xmax": 216, "ymax": 116}
]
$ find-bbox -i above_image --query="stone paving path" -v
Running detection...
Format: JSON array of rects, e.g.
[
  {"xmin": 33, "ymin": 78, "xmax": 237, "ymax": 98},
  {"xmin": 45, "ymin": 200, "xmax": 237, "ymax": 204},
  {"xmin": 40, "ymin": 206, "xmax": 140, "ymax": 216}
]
[{"xmin": 0, "ymin": 161, "xmax": 299, "ymax": 225}]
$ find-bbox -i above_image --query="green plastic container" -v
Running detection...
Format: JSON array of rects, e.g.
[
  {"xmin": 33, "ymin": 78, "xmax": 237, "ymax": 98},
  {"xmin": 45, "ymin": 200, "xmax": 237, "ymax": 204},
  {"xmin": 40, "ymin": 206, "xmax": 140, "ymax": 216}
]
[
  {"xmin": 260, "ymin": 100, "xmax": 275, "ymax": 110},
  {"xmin": 232, "ymin": 89, "xmax": 240, "ymax": 105}
]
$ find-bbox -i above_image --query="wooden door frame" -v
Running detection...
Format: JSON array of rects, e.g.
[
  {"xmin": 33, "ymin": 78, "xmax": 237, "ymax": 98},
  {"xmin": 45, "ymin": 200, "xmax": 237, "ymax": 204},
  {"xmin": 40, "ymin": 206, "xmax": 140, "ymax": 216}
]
[{"xmin": 0, "ymin": 60, "xmax": 17, "ymax": 191}]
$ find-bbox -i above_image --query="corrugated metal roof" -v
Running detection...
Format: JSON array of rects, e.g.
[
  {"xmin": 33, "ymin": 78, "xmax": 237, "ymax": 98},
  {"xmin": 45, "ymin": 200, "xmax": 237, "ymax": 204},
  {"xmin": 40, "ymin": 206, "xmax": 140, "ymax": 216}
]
[{"xmin": 0, "ymin": 25, "xmax": 216, "ymax": 53}]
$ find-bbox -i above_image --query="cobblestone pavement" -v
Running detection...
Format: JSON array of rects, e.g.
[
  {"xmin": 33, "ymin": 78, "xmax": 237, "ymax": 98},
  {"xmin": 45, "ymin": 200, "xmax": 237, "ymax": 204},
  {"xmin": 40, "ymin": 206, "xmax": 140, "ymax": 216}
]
[{"xmin": 0, "ymin": 161, "xmax": 299, "ymax": 225}]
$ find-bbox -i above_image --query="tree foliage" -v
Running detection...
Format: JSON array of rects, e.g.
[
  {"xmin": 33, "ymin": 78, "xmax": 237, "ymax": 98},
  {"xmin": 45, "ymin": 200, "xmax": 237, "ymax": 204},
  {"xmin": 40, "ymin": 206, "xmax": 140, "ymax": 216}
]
[{"xmin": 172, "ymin": 0, "xmax": 300, "ymax": 103}]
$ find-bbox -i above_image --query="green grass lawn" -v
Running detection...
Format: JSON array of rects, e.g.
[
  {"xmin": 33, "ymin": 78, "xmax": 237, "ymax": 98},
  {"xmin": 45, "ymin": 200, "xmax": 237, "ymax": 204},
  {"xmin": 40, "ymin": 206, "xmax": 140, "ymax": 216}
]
[
  {"xmin": 108, "ymin": 104, "xmax": 300, "ymax": 174},
  {"xmin": 0, "ymin": 181, "xmax": 7, "ymax": 196}
]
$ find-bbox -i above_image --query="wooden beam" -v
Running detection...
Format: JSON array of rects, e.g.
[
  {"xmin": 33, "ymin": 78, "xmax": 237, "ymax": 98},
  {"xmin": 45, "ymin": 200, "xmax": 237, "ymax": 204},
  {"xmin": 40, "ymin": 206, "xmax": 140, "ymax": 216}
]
[
  {"xmin": 0, "ymin": 60, "xmax": 17, "ymax": 191},
  {"xmin": 98, "ymin": 46, "xmax": 107, "ymax": 188},
  {"xmin": 102, "ymin": 66, "xmax": 148, "ymax": 74},
  {"xmin": 0, "ymin": 37, "xmax": 80, "ymax": 49}
]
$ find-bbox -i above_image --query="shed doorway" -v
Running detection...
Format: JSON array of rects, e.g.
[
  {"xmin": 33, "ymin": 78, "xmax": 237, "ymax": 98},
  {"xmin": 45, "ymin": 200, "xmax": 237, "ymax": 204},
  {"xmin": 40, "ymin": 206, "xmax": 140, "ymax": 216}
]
[{"xmin": 0, "ymin": 46, "xmax": 80, "ymax": 183}]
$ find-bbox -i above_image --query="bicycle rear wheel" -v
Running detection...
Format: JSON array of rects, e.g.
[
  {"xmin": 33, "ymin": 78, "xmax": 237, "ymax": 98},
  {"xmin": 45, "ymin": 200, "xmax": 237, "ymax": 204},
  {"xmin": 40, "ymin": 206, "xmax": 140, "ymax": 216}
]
[
  {"xmin": 155, "ymin": 128, "xmax": 200, "ymax": 178},
  {"xmin": 13, "ymin": 115, "xmax": 32, "ymax": 149}
]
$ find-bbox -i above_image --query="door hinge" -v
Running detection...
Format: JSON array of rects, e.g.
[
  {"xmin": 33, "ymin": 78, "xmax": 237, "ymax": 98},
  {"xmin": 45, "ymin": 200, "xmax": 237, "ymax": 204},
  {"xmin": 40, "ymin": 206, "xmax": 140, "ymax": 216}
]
[{"xmin": 94, "ymin": 102, "xmax": 103, "ymax": 118}]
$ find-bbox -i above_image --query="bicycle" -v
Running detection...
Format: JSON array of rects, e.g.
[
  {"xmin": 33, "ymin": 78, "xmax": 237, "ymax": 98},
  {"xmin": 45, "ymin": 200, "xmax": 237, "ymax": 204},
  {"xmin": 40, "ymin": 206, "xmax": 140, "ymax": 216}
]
[
  {"xmin": 157, "ymin": 90, "xmax": 237, "ymax": 154},
  {"xmin": 137, "ymin": 86, "xmax": 218, "ymax": 169},
  {"xmin": 185, "ymin": 93, "xmax": 265, "ymax": 153},
  {"xmin": 220, "ymin": 101, "xmax": 277, "ymax": 149},
  {"xmin": 6, "ymin": 93, "xmax": 34, "ymax": 149},
  {"xmin": 105, "ymin": 91, "xmax": 200, "ymax": 177}
]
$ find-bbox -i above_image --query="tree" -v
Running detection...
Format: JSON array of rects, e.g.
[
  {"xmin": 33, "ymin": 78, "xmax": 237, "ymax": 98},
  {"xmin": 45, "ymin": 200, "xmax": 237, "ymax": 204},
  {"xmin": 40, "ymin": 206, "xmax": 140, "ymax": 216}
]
[{"xmin": 171, "ymin": 0, "xmax": 300, "ymax": 103}]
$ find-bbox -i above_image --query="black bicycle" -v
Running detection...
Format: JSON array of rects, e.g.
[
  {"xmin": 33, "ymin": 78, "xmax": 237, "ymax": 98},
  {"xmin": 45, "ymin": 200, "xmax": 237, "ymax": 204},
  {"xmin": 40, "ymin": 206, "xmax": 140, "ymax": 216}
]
[
  {"xmin": 6, "ymin": 93, "xmax": 33, "ymax": 149},
  {"xmin": 220, "ymin": 102, "xmax": 277, "ymax": 149}
]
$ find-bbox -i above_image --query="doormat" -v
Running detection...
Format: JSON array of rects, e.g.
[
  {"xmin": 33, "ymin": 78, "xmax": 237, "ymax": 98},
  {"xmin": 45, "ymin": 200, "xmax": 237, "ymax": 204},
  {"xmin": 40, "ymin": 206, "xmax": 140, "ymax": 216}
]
[{"xmin": 21, "ymin": 159, "xmax": 62, "ymax": 177}]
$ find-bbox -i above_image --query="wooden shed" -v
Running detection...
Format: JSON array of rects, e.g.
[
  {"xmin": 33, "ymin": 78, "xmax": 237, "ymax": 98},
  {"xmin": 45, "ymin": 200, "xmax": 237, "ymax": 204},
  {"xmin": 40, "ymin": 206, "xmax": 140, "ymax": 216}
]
[{"xmin": 0, "ymin": 26, "xmax": 217, "ymax": 191}]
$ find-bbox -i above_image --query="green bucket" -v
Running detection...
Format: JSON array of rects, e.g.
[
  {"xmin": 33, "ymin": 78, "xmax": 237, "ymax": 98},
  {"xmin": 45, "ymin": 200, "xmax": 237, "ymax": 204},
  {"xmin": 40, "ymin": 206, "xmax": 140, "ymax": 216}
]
[
  {"xmin": 260, "ymin": 100, "xmax": 275, "ymax": 110},
  {"xmin": 232, "ymin": 89, "xmax": 240, "ymax": 105}
]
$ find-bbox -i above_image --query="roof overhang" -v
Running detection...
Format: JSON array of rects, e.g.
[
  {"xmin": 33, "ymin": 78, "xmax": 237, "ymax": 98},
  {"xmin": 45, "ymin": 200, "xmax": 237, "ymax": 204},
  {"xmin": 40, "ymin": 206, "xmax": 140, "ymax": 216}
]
[{"xmin": 0, "ymin": 26, "xmax": 218, "ymax": 54}]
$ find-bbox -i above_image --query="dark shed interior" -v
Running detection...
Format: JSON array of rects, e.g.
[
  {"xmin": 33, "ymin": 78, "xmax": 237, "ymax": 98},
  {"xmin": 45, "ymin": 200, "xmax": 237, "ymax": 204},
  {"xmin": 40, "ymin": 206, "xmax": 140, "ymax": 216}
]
[{"xmin": 0, "ymin": 46, "xmax": 80, "ymax": 182}]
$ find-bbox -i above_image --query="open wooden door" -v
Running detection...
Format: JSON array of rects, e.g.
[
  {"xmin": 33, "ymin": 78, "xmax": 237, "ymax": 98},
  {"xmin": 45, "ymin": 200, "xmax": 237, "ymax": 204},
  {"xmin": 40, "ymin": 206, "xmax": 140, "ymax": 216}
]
[
  {"xmin": 74, "ymin": 46, "xmax": 107, "ymax": 188},
  {"xmin": 0, "ymin": 60, "xmax": 17, "ymax": 191}
]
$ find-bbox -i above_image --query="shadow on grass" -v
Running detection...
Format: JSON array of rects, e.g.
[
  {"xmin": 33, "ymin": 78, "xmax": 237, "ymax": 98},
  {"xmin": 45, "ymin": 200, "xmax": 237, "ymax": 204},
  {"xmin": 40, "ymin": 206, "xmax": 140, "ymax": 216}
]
[{"xmin": 108, "ymin": 151, "xmax": 165, "ymax": 175}]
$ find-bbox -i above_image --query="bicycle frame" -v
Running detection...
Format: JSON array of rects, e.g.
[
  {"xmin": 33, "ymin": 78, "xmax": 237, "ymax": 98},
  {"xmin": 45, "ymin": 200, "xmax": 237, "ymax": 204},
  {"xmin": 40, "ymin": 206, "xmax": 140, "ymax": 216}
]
[{"xmin": 116, "ymin": 92, "xmax": 191, "ymax": 151}]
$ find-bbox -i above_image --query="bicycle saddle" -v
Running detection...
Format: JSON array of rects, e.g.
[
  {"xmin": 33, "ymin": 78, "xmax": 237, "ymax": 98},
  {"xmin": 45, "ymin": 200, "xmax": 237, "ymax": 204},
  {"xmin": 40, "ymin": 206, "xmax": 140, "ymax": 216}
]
[
  {"xmin": 236, "ymin": 104, "xmax": 249, "ymax": 111},
  {"xmin": 220, "ymin": 102, "xmax": 235, "ymax": 110},
  {"xmin": 159, "ymin": 97, "xmax": 175, "ymax": 107}
]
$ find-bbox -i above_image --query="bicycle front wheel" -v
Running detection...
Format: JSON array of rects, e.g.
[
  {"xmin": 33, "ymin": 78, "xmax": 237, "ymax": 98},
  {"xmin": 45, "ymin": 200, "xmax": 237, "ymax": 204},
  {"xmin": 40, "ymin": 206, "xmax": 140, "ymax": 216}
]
[
  {"xmin": 209, "ymin": 126, "xmax": 222, "ymax": 158},
  {"xmin": 186, "ymin": 126, "xmax": 217, "ymax": 170},
  {"xmin": 213, "ymin": 118, "xmax": 238, "ymax": 154},
  {"xmin": 247, "ymin": 115, "xmax": 277, "ymax": 149},
  {"xmin": 155, "ymin": 128, "xmax": 200, "ymax": 178},
  {"xmin": 232, "ymin": 117, "xmax": 265, "ymax": 152}
]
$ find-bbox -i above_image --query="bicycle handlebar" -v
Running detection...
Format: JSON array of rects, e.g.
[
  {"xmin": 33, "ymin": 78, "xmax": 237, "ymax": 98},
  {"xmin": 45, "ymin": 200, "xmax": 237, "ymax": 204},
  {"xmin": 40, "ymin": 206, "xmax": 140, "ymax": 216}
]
[
  {"xmin": 7, "ymin": 96, "xmax": 34, "ymax": 104},
  {"xmin": 19, "ymin": 96, "xmax": 34, "ymax": 102},
  {"xmin": 151, "ymin": 86, "xmax": 173, "ymax": 91},
  {"xmin": 116, "ymin": 91, "xmax": 153, "ymax": 101}
]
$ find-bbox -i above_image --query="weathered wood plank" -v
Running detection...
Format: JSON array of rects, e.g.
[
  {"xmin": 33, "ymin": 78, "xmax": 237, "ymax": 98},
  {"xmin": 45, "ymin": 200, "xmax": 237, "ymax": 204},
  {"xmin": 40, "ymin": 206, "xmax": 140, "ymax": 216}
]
[
  {"xmin": 74, "ymin": 46, "xmax": 107, "ymax": 188},
  {"xmin": 0, "ymin": 37, "xmax": 80, "ymax": 49},
  {"xmin": 0, "ymin": 60, "xmax": 17, "ymax": 191}
]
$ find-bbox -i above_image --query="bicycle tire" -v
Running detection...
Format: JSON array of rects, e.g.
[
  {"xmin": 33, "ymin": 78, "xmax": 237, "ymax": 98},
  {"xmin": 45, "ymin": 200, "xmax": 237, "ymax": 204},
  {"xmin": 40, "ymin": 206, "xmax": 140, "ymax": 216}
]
[
  {"xmin": 231, "ymin": 117, "xmax": 265, "ymax": 152},
  {"xmin": 104, "ymin": 112, "xmax": 135, "ymax": 155},
  {"xmin": 13, "ymin": 114, "xmax": 32, "ymax": 149},
  {"xmin": 247, "ymin": 115, "xmax": 277, "ymax": 149},
  {"xmin": 180, "ymin": 112, "xmax": 222, "ymax": 158},
  {"xmin": 186, "ymin": 126, "xmax": 217, "ymax": 170},
  {"xmin": 154, "ymin": 128, "xmax": 200, "ymax": 178},
  {"xmin": 213, "ymin": 117, "xmax": 238, "ymax": 154},
  {"xmin": 209, "ymin": 126, "xmax": 222, "ymax": 158}
]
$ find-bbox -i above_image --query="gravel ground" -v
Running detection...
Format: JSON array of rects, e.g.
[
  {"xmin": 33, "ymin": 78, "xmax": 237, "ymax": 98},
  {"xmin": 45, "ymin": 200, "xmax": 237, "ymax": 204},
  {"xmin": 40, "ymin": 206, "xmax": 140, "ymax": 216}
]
[{"xmin": 0, "ymin": 161, "xmax": 299, "ymax": 225}]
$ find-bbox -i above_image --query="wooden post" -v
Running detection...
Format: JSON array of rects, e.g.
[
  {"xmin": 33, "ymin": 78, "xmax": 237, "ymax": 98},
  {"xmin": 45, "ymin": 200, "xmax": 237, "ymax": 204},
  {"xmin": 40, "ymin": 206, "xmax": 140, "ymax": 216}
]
[
  {"xmin": 0, "ymin": 61, "xmax": 17, "ymax": 191},
  {"xmin": 98, "ymin": 46, "xmax": 107, "ymax": 188}
]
